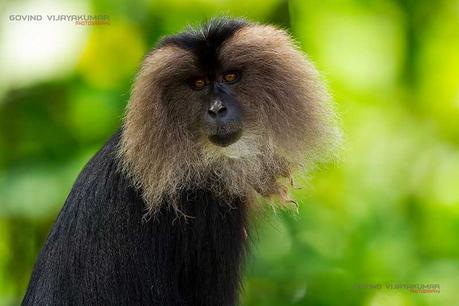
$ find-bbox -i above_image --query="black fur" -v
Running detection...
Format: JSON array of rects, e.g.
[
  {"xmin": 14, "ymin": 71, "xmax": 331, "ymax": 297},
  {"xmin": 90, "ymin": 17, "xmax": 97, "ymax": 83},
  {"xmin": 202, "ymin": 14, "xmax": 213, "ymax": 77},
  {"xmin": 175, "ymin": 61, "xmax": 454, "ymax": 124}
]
[
  {"xmin": 22, "ymin": 131, "xmax": 248, "ymax": 306},
  {"xmin": 158, "ymin": 18, "xmax": 247, "ymax": 74}
]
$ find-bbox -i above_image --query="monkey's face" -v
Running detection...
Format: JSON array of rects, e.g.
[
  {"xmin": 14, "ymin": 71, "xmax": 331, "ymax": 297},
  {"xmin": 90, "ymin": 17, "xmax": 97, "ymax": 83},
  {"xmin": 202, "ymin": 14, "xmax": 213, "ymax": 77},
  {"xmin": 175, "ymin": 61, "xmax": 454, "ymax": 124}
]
[
  {"xmin": 162, "ymin": 68, "xmax": 245, "ymax": 148},
  {"xmin": 191, "ymin": 71, "xmax": 244, "ymax": 147},
  {"xmin": 153, "ymin": 24, "xmax": 326, "ymax": 156},
  {"xmin": 121, "ymin": 19, "xmax": 339, "ymax": 212}
]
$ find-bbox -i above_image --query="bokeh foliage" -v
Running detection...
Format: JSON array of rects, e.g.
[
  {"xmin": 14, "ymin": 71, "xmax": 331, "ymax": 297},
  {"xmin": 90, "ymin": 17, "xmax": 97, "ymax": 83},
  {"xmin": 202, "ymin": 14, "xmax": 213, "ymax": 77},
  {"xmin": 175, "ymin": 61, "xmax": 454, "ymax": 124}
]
[{"xmin": 1, "ymin": 0, "xmax": 459, "ymax": 305}]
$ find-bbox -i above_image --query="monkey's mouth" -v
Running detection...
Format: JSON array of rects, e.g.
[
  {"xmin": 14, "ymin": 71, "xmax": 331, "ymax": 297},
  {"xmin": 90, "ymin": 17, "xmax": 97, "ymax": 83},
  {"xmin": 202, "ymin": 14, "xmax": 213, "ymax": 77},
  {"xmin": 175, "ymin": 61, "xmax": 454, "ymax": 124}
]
[{"xmin": 208, "ymin": 130, "xmax": 242, "ymax": 147}]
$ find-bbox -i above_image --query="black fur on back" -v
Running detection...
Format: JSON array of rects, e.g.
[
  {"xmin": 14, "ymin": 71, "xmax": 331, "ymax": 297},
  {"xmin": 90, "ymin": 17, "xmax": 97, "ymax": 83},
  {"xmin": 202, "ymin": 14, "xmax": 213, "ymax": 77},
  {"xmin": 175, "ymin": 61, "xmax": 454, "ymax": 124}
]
[
  {"xmin": 158, "ymin": 18, "xmax": 248, "ymax": 74},
  {"xmin": 22, "ymin": 131, "xmax": 248, "ymax": 306}
]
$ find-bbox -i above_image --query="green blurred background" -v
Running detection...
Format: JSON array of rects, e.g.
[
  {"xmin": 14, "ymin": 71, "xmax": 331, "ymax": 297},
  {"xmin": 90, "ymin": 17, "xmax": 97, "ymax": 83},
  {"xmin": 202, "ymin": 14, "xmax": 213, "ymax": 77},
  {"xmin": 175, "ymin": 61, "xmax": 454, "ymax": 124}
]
[{"xmin": 1, "ymin": 0, "xmax": 459, "ymax": 305}]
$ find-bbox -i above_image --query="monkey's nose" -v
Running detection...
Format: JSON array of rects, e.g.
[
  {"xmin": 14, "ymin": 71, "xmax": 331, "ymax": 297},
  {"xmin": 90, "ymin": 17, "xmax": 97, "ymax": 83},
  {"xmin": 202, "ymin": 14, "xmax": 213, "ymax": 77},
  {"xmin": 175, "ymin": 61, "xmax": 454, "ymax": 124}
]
[
  {"xmin": 207, "ymin": 99, "xmax": 227, "ymax": 119},
  {"xmin": 204, "ymin": 98, "xmax": 243, "ymax": 147}
]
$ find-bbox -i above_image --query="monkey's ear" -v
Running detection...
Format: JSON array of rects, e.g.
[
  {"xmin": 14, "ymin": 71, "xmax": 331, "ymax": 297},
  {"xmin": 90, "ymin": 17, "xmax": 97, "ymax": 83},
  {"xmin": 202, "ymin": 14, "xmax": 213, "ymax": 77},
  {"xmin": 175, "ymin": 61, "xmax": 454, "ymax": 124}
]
[
  {"xmin": 222, "ymin": 23, "xmax": 341, "ymax": 162},
  {"xmin": 124, "ymin": 46, "xmax": 195, "ymax": 125},
  {"xmin": 134, "ymin": 47, "xmax": 195, "ymax": 89},
  {"xmin": 120, "ymin": 44, "xmax": 203, "ymax": 215}
]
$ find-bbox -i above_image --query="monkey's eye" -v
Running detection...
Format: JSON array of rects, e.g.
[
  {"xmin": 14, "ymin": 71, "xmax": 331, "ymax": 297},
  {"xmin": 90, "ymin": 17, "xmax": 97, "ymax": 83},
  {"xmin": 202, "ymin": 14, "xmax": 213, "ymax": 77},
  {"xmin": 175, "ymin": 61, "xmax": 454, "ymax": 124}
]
[
  {"xmin": 191, "ymin": 78, "xmax": 207, "ymax": 90},
  {"xmin": 222, "ymin": 72, "xmax": 240, "ymax": 83}
]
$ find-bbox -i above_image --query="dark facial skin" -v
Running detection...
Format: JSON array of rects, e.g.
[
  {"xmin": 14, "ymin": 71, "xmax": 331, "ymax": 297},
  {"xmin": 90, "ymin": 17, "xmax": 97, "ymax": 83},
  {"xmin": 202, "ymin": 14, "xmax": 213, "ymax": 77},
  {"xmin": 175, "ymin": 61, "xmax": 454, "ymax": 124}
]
[{"xmin": 190, "ymin": 71, "xmax": 243, "ymax": 147}]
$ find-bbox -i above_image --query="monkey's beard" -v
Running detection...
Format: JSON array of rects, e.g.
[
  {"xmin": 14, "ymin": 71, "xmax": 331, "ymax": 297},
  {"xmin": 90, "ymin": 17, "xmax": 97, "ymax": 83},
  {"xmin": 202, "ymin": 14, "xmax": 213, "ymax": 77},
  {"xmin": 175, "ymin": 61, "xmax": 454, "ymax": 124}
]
[{"xmin": 119, "ymin": 127, "xmax": 303, "ymax": 216}]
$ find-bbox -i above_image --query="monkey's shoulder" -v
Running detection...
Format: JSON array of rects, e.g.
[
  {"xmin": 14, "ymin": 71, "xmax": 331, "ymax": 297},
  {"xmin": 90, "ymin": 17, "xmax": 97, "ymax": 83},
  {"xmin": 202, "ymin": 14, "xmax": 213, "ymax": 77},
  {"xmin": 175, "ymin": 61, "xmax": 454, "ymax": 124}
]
[
  {"xmin": 22, "ymin": 131, "xmax": 152, "ymax": 305},
  {"xmin": 59, "ymin": 130, "xmax": 145, "ymax": 226},
  {"xmin": 69, "ymin": 132, "xmax": 132, "ymax": 202}
]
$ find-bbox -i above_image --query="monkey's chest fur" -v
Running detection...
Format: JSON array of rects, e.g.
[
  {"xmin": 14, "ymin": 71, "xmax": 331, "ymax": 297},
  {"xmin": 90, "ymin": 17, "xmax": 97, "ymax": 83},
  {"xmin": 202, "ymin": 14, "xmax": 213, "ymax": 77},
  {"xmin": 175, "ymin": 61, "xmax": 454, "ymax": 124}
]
[{"xmin": 23, "ymin": 132, "xmax": 247, "ymax": 306}]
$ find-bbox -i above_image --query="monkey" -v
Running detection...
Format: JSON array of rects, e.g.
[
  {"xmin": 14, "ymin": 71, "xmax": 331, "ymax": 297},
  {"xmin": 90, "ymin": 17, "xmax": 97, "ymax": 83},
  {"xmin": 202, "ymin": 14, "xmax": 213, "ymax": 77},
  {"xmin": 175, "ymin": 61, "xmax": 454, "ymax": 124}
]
[{"xmin": 22, "ymin": 18, "xmax": 339, "ymax": 306}]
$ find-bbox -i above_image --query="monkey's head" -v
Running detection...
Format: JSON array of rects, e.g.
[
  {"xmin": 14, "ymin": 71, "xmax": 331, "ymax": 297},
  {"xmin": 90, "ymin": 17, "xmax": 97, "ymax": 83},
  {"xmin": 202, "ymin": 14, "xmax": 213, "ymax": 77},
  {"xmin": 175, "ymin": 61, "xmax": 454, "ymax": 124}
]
[{"xmin": 120, "ymin": 18, "xmax": 340, "ymax": 214}]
